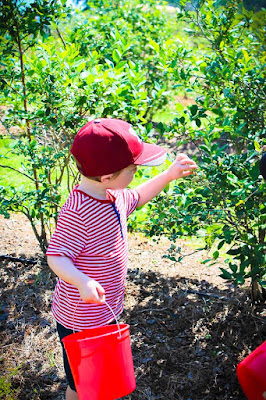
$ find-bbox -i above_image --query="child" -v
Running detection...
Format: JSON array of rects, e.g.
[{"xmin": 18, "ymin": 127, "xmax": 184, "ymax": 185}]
[
  {"xmin": 46, "ymin": 118, "xmax": 198, "ymax": 400},
  {"xmin": 259, "ymin": 153, "xmax": 266, "ymax": 179}
]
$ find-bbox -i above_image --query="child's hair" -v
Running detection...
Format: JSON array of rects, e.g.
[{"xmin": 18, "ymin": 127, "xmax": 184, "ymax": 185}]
[{"xmin": 74, "ymin": 158, "xmax": 122, "ymax": 181}]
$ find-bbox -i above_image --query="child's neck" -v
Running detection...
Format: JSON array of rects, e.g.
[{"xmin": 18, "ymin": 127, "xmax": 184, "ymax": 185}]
[{"xmin": 78, "ymin": 176, "xmax": 108, "ymax": 200}]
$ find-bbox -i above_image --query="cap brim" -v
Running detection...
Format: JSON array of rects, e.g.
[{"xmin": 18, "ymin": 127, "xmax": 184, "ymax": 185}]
[{"xmin": 134, "ymin": 143, "xmax": 167, "ymax": 167}]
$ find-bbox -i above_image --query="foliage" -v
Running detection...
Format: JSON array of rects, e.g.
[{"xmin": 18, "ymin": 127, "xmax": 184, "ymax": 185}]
[
  {"xmin": 0, "ymin": 0, "xmax": 71, "ymax": 252},
  {"xmin": 68, "ymin": 0, "xmax": 181, "ymax": 121},
  {"xmin": 0, "ymin": 0, "xmax": 181, "ymax": 252},
  {"xmin": 0, "ymin": 139, "xmax": 63, "ymax": 252},
  {"xmin": 145, "ymin": 0, "xmax": 266, "ymax": 299}
]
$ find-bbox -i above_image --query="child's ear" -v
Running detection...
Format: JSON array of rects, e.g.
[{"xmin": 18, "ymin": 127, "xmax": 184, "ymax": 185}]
[{"xmin": 101, "ymin": 174, "xmax": 114, "ymax": 184}]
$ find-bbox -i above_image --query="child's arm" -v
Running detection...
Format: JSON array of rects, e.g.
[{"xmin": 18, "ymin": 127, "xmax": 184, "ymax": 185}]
[
  {"xmin": 136, "ymin": 153, "xmax": 198, "ymax": 207},
  {"xmin": 47, "ymin": 255, "xmax": 105, "ymax": 304}
]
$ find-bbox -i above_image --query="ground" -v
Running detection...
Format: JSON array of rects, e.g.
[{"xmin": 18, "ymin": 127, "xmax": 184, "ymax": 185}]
[{"xmin": 0, "ymin": 214, "xmax": 265, "ymax": 400}]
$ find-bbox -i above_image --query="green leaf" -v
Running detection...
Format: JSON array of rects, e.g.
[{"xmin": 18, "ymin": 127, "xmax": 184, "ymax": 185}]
[
  {"xmin": 250, "ymin": 161, "xmax": 260, "ymax": 180},
  {"xmin": 163, "ymin": 184, "xmax": 170, "ymax": 193},
  {"xmin": 176, "ymin": 103, "xmax": 184, "ymax": 112},
  {"xmin": 201, "ymin": 259, "xmax": 212, "ymax": 264},
  {"xmin": 229, "ymin": 263, "xmax": 237, "ymax": 273},
  {"xmin": 148, "ymin": 39, "xmax": 160, "ymax": 53},
  {"xmin": 235, "ymin": 276, "xmax": 245, "ymax": 285},
  {"xmin": 105, "ymin": 59, "xmax": 114, "ymax": 69},
  {"xmin": 112, "ymin": 49, "xmax": 121, "ymax": 64},
  {"xmin": 220, "ymin": 268, "xmax": 232, "ymax": 280},
  {"xmin": 190, "ymin": 104, "xmax": 198, "ymax": 116},
  {"xmin": 217, "ymin": 240, "xmax": 225, "ymax": 250},
  {"xmin": 156, "ymin": 122, "xmax": 165, "ymax": 133},
  {"xmin": 254, "ymin": 140, "xmax": 260, "ymax": 152},
  {"xmin": 197, "ymin": 229, "xmax": 207, "ymax": 237},
  {"xmin": 199, "ymin": 145, "xmax": 210, "ymax": 153},
  {"xmin": 168, "ymin": 256, "xmax": 177, "ymax": 262},
  {"xmin": 75, "ymin": 61, "xmax": 86, "ymax": 73},
  {"xmin": 231, "ymin": 189, "xmax": 245, "ymax": 196},
  {"xmin": 235, "ymin": 200, "xmax": 245, "ymax": 207},
  {"xmin": 227, "ymin": 248, "xmax": 242, "ymax": 256}
]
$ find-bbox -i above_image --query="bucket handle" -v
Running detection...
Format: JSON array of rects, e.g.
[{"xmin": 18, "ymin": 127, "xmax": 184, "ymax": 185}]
[
  {"xmin": 72, "ymin": 299, "xmax": 122, "ymax": 339},
  {"xmin": 104, "ymin": 301, "xmax": 122, "ymax": 339}
]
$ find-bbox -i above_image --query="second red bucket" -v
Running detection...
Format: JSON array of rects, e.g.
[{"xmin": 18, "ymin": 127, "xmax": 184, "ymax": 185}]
[
  {"xmin": 62, "ymin": 323, "xmax": 136, "ymax": 400},
  {"xmin": 237, "ymin": 340, "xmax": 266, "ymax": 400}
]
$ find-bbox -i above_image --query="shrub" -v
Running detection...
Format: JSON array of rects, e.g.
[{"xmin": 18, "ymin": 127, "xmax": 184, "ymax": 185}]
[{"xmin": 145, "ymin": 0, "xmax": 266, "ymax": 301}]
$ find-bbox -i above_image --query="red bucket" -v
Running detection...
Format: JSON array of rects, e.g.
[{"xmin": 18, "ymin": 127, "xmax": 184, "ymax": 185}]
[
  {"xmin": 62, "ymin": 323, "xmax": 136, "ymax": 400},
  {"xmin": 237, "ymin": 341, "xmax": 266, "ymax": 400}
]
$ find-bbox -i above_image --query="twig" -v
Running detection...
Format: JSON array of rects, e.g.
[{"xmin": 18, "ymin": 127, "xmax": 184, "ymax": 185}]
[
  {"xmin": 251, "ymin": 315, "xmax": 266, "ymax": 324},
  {"xmin": 0, "ymin": 116, "xmax": 16, "ymax": 139},
  {"xmin": 180, "ymin": 248, "xmax": 206, "ymax": 259},
  {"xmin": 0, "ymin": 164, "xmax": 36, "ymax": 182},
  {"xmin": 56, "ymin": 26, "xmax": 66, "ymax": 49},
  {"xmin": 0, "ymin": 344, "xmax": 14, "ymax": 349}
]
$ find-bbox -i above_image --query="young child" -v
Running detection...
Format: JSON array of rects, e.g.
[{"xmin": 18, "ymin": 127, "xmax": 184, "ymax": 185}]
[{"xmin": 46, "ymin": 118, "xmax": 198, "ymax": 400}]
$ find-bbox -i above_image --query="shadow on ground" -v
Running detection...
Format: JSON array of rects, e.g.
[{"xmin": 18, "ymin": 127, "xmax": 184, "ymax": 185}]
[{"xmin": 1, "ymin": 257, "xmax": 265, "ymax": 400}]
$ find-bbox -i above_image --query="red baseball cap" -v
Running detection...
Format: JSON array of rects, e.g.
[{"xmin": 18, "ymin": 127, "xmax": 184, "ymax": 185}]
[{"xmin": 71, "ymin": 118, "xmax": 167, "ymax": 176}]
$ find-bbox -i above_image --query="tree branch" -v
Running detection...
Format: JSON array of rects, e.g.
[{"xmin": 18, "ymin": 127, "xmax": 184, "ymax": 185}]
[
  {"xmin": 0, "ymin": 116, "xmax": 16, "ymax": 139},
  {"xmin": 0, "ymin": 164, "xmax": 36, "ymax": 182}
]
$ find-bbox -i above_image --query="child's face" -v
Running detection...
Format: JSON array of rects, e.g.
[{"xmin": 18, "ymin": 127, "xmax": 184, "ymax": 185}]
[{"xmin": 108, "ymin": 164, "xmax": 137, "ymax": 189}]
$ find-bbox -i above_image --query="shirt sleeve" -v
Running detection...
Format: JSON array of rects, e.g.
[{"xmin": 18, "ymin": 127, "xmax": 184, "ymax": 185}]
[
  {"xmin": 122, "ymin": 188, "xmax": 140, "ymax": 218},
  {"xmin": 46, "ymin": 208, "xmax": 87, "ymax": 262}
]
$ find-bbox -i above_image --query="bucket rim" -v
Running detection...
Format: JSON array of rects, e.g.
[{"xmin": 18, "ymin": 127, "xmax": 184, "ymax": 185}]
[{"xmin": 62, "ymin": 323, "xmax": 130, "ymax": 343}]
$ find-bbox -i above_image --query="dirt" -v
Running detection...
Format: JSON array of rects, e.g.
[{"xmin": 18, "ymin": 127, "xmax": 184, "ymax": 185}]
[{"xmin": 0, "ymin": 214, "xmax": 265, "ymax": 400}]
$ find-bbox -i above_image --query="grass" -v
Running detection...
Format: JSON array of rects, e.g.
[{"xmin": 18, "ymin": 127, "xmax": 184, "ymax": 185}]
[
  {"xmin": 152, "ymin": 106, "xmax": 177, "ymax": 124},
  {"xmin": 0, "ymin": 137, "xmax": 34, "ymax": 190}
]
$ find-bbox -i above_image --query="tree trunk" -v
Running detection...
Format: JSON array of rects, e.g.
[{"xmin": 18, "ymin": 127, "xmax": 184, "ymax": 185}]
[{"xmin": 251, "ymin": 280, "xmax": 266, "ymax": 304}]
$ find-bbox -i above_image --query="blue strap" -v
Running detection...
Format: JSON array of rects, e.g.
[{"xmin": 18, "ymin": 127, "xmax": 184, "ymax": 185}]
[{"xmin": 111, "ymin": 203, "xmax": 124, "ymax": 240}]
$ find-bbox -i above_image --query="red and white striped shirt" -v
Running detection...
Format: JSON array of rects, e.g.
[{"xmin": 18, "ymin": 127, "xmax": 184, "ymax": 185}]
[{"xmin": 46, "ymin": 186, "xmax": 139, "ymax": 330}]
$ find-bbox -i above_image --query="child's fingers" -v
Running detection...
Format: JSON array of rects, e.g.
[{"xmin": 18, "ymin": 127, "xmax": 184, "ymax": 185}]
[
  {"xmin": 97, "ymin": 291, "xmax": 106, "ymax": 303},
  {"xmin": 80, "ymin": 279, "xmax": 106, "ymax": 304},
  {"xmin": 181, "ymin": 164, "xmax": 198, "ymax": 170},
  {"xmin": 176, "ymin": 153, "xmax": 197, "ymax": 164},
  {"xmin": 96, "ymin": 284, "xmax": 106, "ymax": 303},
  {"xmin": 176, "ymin": 153, "xmax": 187, "ymax": 160},
  {"xmin": 182, "ymin": 170, "xmax": 195, "ymax": 176},
  {"xmin": 179, "ymin": 158, "xmax": 198, "ymax": 165},
  {"xmin": 91, "ymin": 289, "xmax": 104, "ymax": 304},
  {"xmin": 181, "ymin": 165, "xmax": 198, "ymax": 173}
]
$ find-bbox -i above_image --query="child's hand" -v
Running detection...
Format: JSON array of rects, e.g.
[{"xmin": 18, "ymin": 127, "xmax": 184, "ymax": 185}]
[
  {"xmin": 78, "ymin": 278, "xmax": 106, "ymax": 305},
  {"xmin": 166, "ymin": 153, "xmax": 198, "ymax": 181}
]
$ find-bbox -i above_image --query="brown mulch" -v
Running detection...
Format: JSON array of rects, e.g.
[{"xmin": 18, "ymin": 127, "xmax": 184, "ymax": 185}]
[{"xmin": 0, "ymin": 214, "xmax": 265, "ymax": 400}]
